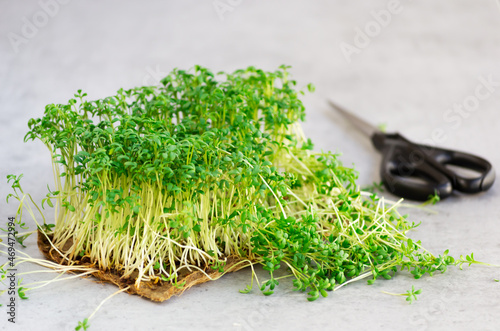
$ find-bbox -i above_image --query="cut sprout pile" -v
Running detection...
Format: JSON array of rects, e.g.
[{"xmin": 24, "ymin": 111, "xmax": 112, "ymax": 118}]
[{"xmin": 4, "ymin": 65, "xmax": 467, "ymax": 304}]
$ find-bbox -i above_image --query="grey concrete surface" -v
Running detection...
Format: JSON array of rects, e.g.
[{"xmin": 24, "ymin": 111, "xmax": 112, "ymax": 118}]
[{"xmin": 1, "ymin": 1, "xmax": 500, "ymax": 330}]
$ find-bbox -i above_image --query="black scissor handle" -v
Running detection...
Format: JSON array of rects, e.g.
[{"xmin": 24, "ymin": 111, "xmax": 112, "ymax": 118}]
[
  {"xmin": 423, "ymin": 146, "xmax": 495, "ymax": 193},
  {"xmin": 371, "ymin": 132, "xmax": 495, "ymax": 201}
]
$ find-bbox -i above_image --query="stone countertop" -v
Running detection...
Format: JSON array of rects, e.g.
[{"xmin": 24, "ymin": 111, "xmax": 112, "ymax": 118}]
[{"xmin": 1, "ymin": 1, "xmax": 500, "ymax": 330}]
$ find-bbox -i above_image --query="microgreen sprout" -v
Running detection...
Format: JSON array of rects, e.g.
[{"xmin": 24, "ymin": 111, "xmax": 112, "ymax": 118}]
[
  {"xmin": 383, "ymin": 285, "xmax": 422, "ymax": 304},
  {"xmin": 454, "ymin": 253, "xmax": 499, "ymax": 270},
  {"xmin": 75, "ymin": 318, "xmax": 90, "ymax": 331},
  {"xmin": 422, "ymin": 190, "xmax": 440, "ymax": 206},
  {"xmin": 5, "ymin": 65, "xmax": 474, "ymax": 306},
  {"xmin": 17, "ymin": 279, "xmax": 28, "ymax": 300}
]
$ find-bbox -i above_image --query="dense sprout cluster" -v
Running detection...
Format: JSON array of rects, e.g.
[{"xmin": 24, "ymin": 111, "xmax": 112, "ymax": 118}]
[{"xmin": 24, "ymin": 65, "xmax": 454, "ymax": 299}]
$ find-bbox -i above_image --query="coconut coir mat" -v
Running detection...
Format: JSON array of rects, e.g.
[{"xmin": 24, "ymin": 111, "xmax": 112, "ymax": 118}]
[{"xmin": 37, "ymin": 230, "xmax": 246, "ymax": 302}]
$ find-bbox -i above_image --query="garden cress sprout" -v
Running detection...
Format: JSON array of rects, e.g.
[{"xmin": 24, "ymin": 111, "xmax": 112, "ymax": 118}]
[{"xmin": 17, "ymin": 65, "xmax": 460, "ymax": 301}]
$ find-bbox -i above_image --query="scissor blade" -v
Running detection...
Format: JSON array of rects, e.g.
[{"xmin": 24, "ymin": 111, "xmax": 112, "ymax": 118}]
[{"xmin": 327, "ymin": 100, "xmax": 381, "ymax": 138}]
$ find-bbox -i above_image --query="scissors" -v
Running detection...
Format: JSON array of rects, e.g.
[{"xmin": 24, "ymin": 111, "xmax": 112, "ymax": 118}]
[{"xmin": 328, "ymin": 100, "xmax": 495, "ymax": 201}]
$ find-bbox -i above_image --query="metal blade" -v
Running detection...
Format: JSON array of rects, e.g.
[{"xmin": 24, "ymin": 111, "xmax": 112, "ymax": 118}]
[{"xmin": 327, "ymin": 100, "xmax": 380, "ymax": 138}]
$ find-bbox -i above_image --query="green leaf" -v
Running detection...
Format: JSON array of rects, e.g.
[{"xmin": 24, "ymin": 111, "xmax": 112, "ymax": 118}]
[
  {"xmin": 307, "ymin": 290, "xmax": 319, "ymax": 302},
  {"xmin": 18, "ymin": 287, "xmax": 28, "ymax": 300},
  {"xmin": 239, "ymin": 285, "xmax": 252, "ymax": 294},
  {"xmin": 75, "ymin": 318, "xmax": 90, "ymax": 331}
]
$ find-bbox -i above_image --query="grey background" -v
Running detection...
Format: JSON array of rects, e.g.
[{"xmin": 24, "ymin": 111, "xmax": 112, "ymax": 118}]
[{"xmin": 1, "ymin": 0, "xmax": 500, "ymax": 330}]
